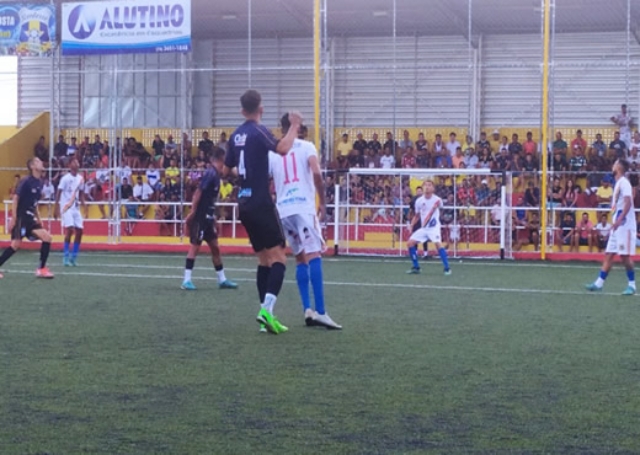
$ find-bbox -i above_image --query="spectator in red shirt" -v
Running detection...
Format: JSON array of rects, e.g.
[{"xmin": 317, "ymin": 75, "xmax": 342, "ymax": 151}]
[
  {"xmin": 401, "ymin": 146, "xmax": 417, "ymax": 168},
  {"xmin": 572, "ymin": 212, "xmax": 594, "ymax": 252},
  {"xmin": 570, "ymin": 130, "xmax": 587, "ymax": 156},
  {"xmin": 457, "ymin": 179, "xmax": 476, "ymax": 206},
  {"xmin": 523, "ymin": 131, "xmax": 537, "ymax": 155}
]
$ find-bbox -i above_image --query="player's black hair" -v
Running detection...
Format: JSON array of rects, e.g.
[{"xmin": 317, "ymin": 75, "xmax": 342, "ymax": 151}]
[
  {"xmin": 241, "ymin": 89, "xmax": 262, "ymax": 114},
  {"xmin": 211, "ymin": 147, "xmax": 226, "ymax": 162},
  {"xmin": 618, "ymin": 158, "xmax": 630, "ymax": 173},
  {"xmin": 280, "ymin": 113, "xmax": 291, "ymax": 132}
]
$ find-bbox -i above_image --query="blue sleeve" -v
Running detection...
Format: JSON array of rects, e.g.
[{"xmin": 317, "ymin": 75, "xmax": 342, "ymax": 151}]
[
  {"xmin": 199, "ymin": 171, "xmax": 214, "ymax": 191},
  {"xmin": 256, "ymin": 124, "xmax": 279, "ymax": 153},
  {"xmin": 16, "ymin": 178, "xmax": 28, "ymax": 198}
]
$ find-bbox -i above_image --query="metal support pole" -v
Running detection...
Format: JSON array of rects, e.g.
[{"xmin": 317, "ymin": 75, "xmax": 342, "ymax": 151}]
[
  {"xmin": 248, "ymin": 0, "xmax": 252, "ymax": 88},
  {"xmin": 540, "ymin": 0, "xmax": 551, "ymax": 260},
  {"xmin": 333, "ymin": 183, "xmax": 339, "ymax": 255},
  {"xmin": 314, "ymin": 0, "xmax": 321, "ymax": 151}
]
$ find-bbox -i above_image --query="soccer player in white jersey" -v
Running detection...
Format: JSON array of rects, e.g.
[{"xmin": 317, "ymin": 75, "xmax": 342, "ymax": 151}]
[
  {"xmin": 55, "ymin": 158, "xmax": 85, "ymax": 267},
  {"xmin": 587, "ymin": 159, "xmax": 637, "ymax": 295},
  {"xmin": 406, "ymin": 180, "xmax": 451, "ymax": 275},
  {"xmin": 268, "ymin": 113, "xmax": 342, "ymax": 330}
]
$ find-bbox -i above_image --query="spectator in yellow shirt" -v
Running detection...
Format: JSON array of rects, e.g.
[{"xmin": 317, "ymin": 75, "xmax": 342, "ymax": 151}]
[
  {"xmin": 336, "ymin": 133, "xmax": 351, "ymax": 157},
  {"xmin": 165, "ymin": 158, "xmax": 180, "ymax": 185},
  {"xmin": 596, "ymin": 178, "xmax": 613, "ymax": 208}
]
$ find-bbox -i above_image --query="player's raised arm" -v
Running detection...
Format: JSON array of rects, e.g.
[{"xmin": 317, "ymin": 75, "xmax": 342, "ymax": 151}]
[{"xmin": 274, "ymin": 111, "xmax": 302, "ymax": 156}]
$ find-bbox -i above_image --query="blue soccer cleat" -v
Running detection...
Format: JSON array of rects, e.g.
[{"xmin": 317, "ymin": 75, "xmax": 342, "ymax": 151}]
[
  {"xmin": 444, "ymin": 269, "xmax": 452, "ymax": 276},
  {"xmin": 622, "ymin": 286, "xmax": 636, "ymax": 296},
  {"xmin": 585, "ymin": 283, "xmax": 603, "ymax": 292},
  {"xmin": 406, "ymin": 267, "xmax": 421, "ymax": 274},
  {"xmin": 63, "ymin": 256, "xmax": 71, "ymax": 267},
  {"xmin": 219, "ymin": 280, "xmax": 238, "ymax": 290},
  {"xmin": 181, "ymin": 280, "xmax": 197, "ymax": 291}
]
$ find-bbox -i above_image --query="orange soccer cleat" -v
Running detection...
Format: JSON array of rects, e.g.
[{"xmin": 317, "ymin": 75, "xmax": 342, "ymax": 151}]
[{"xmin": 35, "ymin": 267, "xmax": 55, "ymax": 279}]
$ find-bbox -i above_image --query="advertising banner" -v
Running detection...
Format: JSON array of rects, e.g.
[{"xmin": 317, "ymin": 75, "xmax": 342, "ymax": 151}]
[
  {"xmin": 0, "ymin": 4, "xmax": 56, "ymax": 56},
  {"xmin": 61, "ymin": 0, "xmax": 191, "ymax": 56}
]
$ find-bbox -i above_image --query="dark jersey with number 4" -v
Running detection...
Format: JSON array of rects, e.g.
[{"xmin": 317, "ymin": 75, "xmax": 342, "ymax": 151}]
[
  {"xmin": 226, "ymin": 120, "xmax": 279, "ymax": 209},
  {"xmin": 196, "ymin": 168, "xmax": 220, "ymax": 221},
  {"xmin": 16, "ymin": 176, "xmax": 43, "ymax": 217}
]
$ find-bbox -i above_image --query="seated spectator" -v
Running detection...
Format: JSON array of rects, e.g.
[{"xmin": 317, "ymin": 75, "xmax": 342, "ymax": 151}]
[
  {"xmin": 152, "ymin": 135, "xmax": 165, "ymax": 160},
  {"xmin": 380, "ymin": 147, "xmax": 395, "ymax": 169},
  {"xmin": 133, "ymin": 175, "xmax": 155, "ymax": 218},
  {"xmin": 508, "ymin": 133, "xmax": 523, "ymax": 157},
  {"xmin": 495, "ymin": 148, "xmax": 510, "ymax": 171},
  {"xmin": 525, "ymin": 181, "xmax": 540, "ymax": 207},
  {"xmin": 162, "ymin": 148, "xmax": 176, "ymax": 169},
  {"xmin": 596, "ymin": 178, "xmax": 613, "ymax": 208},
  {"xmin": 629, "ymin": 133, "xmax": 640, "ymax": 166},
  {"xmin": 146, "ymin": 161, "xmax": 162, "ymax": 194},
  {"xmin": 464, "ymin": 147, "xmax": 479, "ymax": 169},
  {"xmin": 155, "ymin": 192, "xmax": 173, "ymax": 236},
  {"xmin": 415, "ymin": 146, "xmax": 430, "ymax": 168},
  {"xmin": 490, "ymin": 129, "xmax": 501, "ymax": 151},
  {"xmin": 67, "ymin": 137, "xmax": 78, "ymax": 161},
  {"xmin": 457, "ymin": 178, "xmax": 476, "ymax": 206},
  {"xmin": 570, "ymin": 130, "xmax": 587, "ymax": 156},
  {"xmin": 446, "ymin": 132, "xmax": 460, "ymax": 161},
  {"xmin": 162, "ymin": 177, "xmax": 180, "ymax": 201},
  {"xmin": 523, "ymin": 131, "xmax": 537, "ymax": 155},
  {"xmin": 569, "ymin": 147, "xmax": 587, "ymax": 173},
  {"xmin": 478, "ymin": 146, "xmax": 493, "ymax": 170},
  {"xmin": 522, "ymin": 153, "xmax": 539, "ymax": 173},
  {"xmin": 186, "ymin": 162, "xmax": 204, "ymax": 200},
  {"xmin": 595, "ymin": 213, "xmax": 611, "ymax": 252},
  {"xmin": 563, "ymin": 179, "xmax": 578, "ymax": 208},
  {"xmin": 476, "ymin": 132, "xmax": 491, "ymax": 153},
  {"xmin": 401, "ymin": 146, "xmax": 416, "ymax": 168},
  {"xmin": 553, "ymin": 131, "xmax": 568, "ymax": 158},
  {"xmin": 93, "ymin": 135, "xmax": 104, "ymax": 156},
  {"xmin": 165, "ymin": 134, "xmax": 178, "ymax": 153},
  {"xmin": 476, "ymin": 179, "xmax": 491, "ymax": 206},
  {"xmin": 452, "ymin": 147, "xmax": 464, "ymax": 169},
  {"xmin": 198, "ymin": 131, "xmax": 214, "ymax": 156},
  {"xmin": 525, "ymin": 212, "xmax": 541, "ymax": 251},
  {"xmin": 549, "ymin": 177, "xmax": 563, "ymax": 207},
  {"xmin": 609, "ymin": 131, "xmax": 628, "ymax": 160},
  {"xmin": 572, "ymin": 212, "xmax": 593, "ymax": 252},
  {"xmin": 558, "ymin": 212, "xmax": 576, "ymax": 252},
  {"xmin": 8, "ymin": 174, "xmax": 20, "ymax": 198},
  {"xmin": 574, "ymin": 186, "xmax": 590, "ymax": 208},
  {"xmin": 363, "ymin": 148, "xmax": 377, "ymax": 168},
  {"xmin": 165, "ymin": 158, "xmax": 180, "ymax": 185},
  {"xmin": 120, "ymin": 177, "xmax": 134, "ymax": 201},
  {"xmin": 490, "ymin": 197, "xmax": 502, "ymax": 226},
  {"xmin": 347, "ymin": 148, "xmax": 363, "ymax": 168},
  {"xmin": 399, "ymin": 130, "xmax": 413, "ymax": 151},
  {"xmin": 552, "ymin": 152, "xmax": 568, "ymax": 172},
  {"xmin": 589, "ymin": 133, "xmax": 607, "ymax": 161},
  {"xmin": 498, "ymin": 136, "xmax": 509, "ymax": 155},
  {"xmin": 353, "ymin": 132, "xmax": 368, "ymax": 155},
  {"xmin": 34, "ymin": 136, "xmax": 48, "ymax": 161}
]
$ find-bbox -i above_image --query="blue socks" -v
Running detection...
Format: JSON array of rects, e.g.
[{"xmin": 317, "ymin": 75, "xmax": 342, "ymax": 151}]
[
  {"xmin": 296, "ymin": 263, "xmax": 311, "ymax": 311},
  {"xmin": 600, "ymin": 270, "xmax": 609, "ymax": 281},
  {"xmin": 627, "ymin": 269, "xmax": 635, "ymax": 283},
  {"xmin": 72, "ymin": 242, "xmax": 81, "ymax": 259},
  {"xmin": 438, "ymin": 247, "xmax": 450, "ymax": 272},
  {"xmin": 409, "ymin": 246, "xmax": 419, "ymax": 269},
  {"xmin": 309, "ymin": 258, "xmax": 325, "ymax": 315},
  {"xmin": 63, "ymin": 241, "xmax": 70, "ymax": 259}
]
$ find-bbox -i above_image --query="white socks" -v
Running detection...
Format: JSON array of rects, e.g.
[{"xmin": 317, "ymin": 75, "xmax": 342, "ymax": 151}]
[
  {"xmin": 261, "ymin": 293, "xmax": 277, "ymax": 314},
  {"xmin": 184, "ymin": 269, "xmax": 192, "ymax": 282},
  {"xmin": 217, "ymin": 269, "xmax": 227, "ymax": 284}
]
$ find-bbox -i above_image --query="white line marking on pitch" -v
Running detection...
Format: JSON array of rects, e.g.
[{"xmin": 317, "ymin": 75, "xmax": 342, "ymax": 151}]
[
  {"xmin": 2, "ymin": 268, "xmax": 629, "ymax": 298},
  {"xmin": 11, "ymin": 262, "xmax": 255, "ymax": 273}
]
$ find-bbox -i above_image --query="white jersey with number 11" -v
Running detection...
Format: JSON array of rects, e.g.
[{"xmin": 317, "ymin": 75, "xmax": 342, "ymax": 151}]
[{"xmin": 269, "ymin": 139, "xmax": 318, "ymax": 219}]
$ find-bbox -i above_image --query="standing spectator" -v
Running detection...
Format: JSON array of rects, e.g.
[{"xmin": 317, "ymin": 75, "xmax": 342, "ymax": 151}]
[
  {"xmin": 508, "ymin": 133, "xmax": 523, "ymax": 158},
  {"xmin": 67, "ymin": 137, "xmax": 78, "ymax": 161},
  {"xmin": 54, "ymin": 135, "xmax": 68, "ymax": 161},
  {"xmin": 401, "ymin": 146, "xmax": 416, "ymax": 169},
  {"xmin": 553, "ymin": 132, "xmax": 568, "ymax": 158},
  {"xmin": 368, "ymin": 133, "xmax": 382, "ymax": 155},
  {"xmin": 353, "ymin": 132, "xmax": 367, "ymax": 155},
  {"xmin": 415, "ymin": 132, "xmax": 428, "ymax": 154},
  {"xmin": 523, "ymin": 131, "xmax": 537, "ymax": 155},
  {"xmin": 610, "ymin": 103, "xmax": 634, "ymax": 149},
  {"xmin": 630, "ymin": 131, "xmax": 640, "ymax": 160},
  {"xmin": 399, "ymin": 130, "xmax": 413, "ymax": 151},
  {"xmin": 336, "ymin": 133, "xmax": 351, "ymax": 157},
  {"xmin": 217, "ymin": 132, "xmax": 229, "ymax": 152},
  {"xmin": 433, "ymin": 134, "xmax": 450, "ymax": 168},
  {"xmin": 572, "ymin": 212, "xmax": 594, "ymax": 252},
  {"xmin": 383, "ymin": 132, "xmax": 398, "ymax": 156},
  {"xmin": 525, "ymin": 181, "xmax": 540, "ymax": 207},
  {"xmin": 93, "ymin": 135, "xmax": 104, "ymax": 156},
  {"xmin": 180, "ymin": 133, "xmax": 191, "ymax": 157},
  {"xmin": 34, "ymin": 136, "xmax": 48, "ymax": 162},
  {"xmin": 596, "ymin": 178, "xmax": 613, "ymax": 208},
  {"xmin": 166, "ymin": 134, "xmax": 178, "ymax": 153},
  {"xmin": 570, "ymin": 130, "xmax": 587, "ymax": 155},
  {"xmin": 609, "ymin": 131, "xmax": 627, "ymax": 160},
  {"xmin": 445, "ymin": 132, "xmax": 460, "ymax": 161},
  {"xmin": 152, "ymin": 134, "xmax": 165, "ymax": 160},
  {"xmin": 477, "ymin": 131, "xmax": 491, "ymax": 153},
  {"xmin": 595, "ymin": 213, "xmax": 611, "ymax": 252},
  {"xmin": 589, "ymin": 133, "xmax": 607, "ymax": 162},
  {"xmin": 380, "ymin": 147, "xmax": 395, "ymax": 169},
  {"xmin": 198, "ymin": 131, "xmax": 214, "ymax": 156},
  {"xmin": 490, "ymin": 129, "xmax": 502, "ymax": 152}
]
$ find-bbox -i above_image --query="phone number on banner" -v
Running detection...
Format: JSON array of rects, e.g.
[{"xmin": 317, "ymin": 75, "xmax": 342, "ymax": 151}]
[{"xmin": 155, "ymin": 44, "xmax": 190, "ymax": 53}]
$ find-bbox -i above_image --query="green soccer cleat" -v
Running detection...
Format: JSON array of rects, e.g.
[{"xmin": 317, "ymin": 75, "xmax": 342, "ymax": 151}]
[
  {"xmin": 256, "ymin": 308, "xmax": 279, "ymax": 334},
  {"xmin": 259, "ymin": 324, "xmax": 267, "ymax": 333},
  {"xmin": 406, "ymin": 267, "xmax": 421, "ymax": 274},
  {"xmin": 273, "ymin": 318, "xmax": 289, "ymax": 334},
  {"xmin": 63, "ymin": 257, "xmax": 71, "ymax": 267},
  {"xmin": 622, "ymin": 286, "xmax": 636, "ymax": 296},
  {"xmin": 585, "ymin": 283, "xmax": 603, "ymax": 292},
  {"xmin": 181, "ymin": 280, "xmax": 197, "ymax": 291},
  {"xmin": 219, "ymin": 280, "xmax": 238, "ymax": 290}
]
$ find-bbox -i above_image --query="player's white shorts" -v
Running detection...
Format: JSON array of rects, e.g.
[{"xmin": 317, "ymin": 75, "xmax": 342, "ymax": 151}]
[
  {"xmin": 410, "ymin": 225, "xmax": 442, "ymax": 244},
  {"xmin": 62, "ymin": 207, "xmax": 84, "ymax": 229},
  {"xmin": 281, "ymin": 213, "xmax": 325, "ymax": 256},
  {"xmin": 605, "ymin": 227, "xmax": 636, "ymax": 256}
]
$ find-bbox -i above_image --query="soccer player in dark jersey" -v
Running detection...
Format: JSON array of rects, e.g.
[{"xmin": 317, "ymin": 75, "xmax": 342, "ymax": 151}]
[
  {"xmin": 182, "ymin": 148, "xmax": 238, "ymax": 291},
  {"xmin": 224, "ymin": 89, "xmax": 302, "ymax": 334},
  {"xmin": 0, "ymin": 157, "xmax": 54, "ymax": 279}
]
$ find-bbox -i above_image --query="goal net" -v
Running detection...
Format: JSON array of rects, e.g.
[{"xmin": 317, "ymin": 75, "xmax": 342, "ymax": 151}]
[{"xmin": 332, "ymin": 168, "xmax": 512, "ymax": 259}]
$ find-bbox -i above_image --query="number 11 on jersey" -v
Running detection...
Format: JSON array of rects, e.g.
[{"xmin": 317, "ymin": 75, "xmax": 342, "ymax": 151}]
[{"xmin": 282, "ymin": 153, "xmax": 299, "ymax": 184}]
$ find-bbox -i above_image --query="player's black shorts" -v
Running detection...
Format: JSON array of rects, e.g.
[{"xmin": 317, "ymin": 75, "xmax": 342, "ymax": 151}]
[
  {"xmin": 11, "ymin": 214, "xmax": 42, "ymax": 241},
  {"xmin": 189, "ymin": 217, "xmax": 217, "ymax": 246},
  {"xmin": 239, "ymin": 203, "xmax": 285, "ymax": 253}
]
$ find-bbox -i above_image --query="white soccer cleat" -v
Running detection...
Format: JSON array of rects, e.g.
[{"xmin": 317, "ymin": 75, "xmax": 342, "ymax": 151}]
[
  {"xmin": 304, "ymin": 308, "xmax": 318, "ymax": 327},
  {"xmin": 312, "ymin": 313, "xmax": 342, "ymax": 330}
]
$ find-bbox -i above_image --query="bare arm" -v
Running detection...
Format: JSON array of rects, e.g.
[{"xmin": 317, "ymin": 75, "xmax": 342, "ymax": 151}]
[
  {"xmin": 274, "ymin": 112, "xmax": 302, "ymax": 156},
  {"xmin": 54, "ymin": 188, "xmax": 62, "ymax": 220},
  {"xmin": 9, "ymin": 194, "xmax": 18, "ymax": 230},
  {"xmin": 222, "ymin": 165, "xmax": 237, "ymax": 178},
  {"xmin": 186, "ymin": 188, "xmax": 202, "ymax": 224},
  {"xmin": 309, "ymin": 154, "xmax": 326, "ymax": 222}
]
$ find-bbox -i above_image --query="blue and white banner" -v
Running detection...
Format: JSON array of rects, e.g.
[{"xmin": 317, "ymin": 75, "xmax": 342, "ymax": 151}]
[
  {"xmin": 0, "ymin": 4, "xmax": 55, "ymax": 56},
  {"xmin": 61, "ymin": 0, "xmax": 191, "ymax": 56}
]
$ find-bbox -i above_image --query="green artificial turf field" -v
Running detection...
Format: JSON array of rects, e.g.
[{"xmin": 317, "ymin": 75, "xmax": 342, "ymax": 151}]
[{"xmin": 2, "ymin": 251, "xmax": 640, "ymax": 454}]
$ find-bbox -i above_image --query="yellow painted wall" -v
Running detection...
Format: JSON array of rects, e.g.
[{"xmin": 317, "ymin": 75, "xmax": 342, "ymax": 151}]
[
  {"xmin": 0, "ymin": 112, "xmax": 49, "ymax": 200},
  {"xmin": 0, "ymin": 126, "xmax": 18, "ymax": 143}
]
